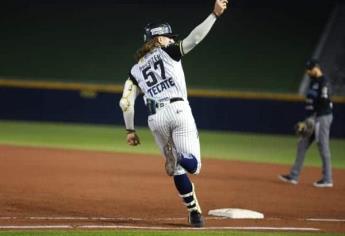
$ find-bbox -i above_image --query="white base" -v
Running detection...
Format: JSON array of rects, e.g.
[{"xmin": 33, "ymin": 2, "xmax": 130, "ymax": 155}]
[{"xmin": 208, "ymin": 208, "xmax": 264, "ymax": 219}]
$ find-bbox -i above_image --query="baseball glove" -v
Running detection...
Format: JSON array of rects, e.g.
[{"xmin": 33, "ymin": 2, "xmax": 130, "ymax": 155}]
[{"xmin": 295, "ymin": 117, "xmax": 315, "ymax": 138}]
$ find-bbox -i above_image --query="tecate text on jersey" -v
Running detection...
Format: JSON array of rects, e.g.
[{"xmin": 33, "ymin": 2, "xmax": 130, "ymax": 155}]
[{"xmin": 147, "ymin": 77, "xmax": 176, "ymax": 96}]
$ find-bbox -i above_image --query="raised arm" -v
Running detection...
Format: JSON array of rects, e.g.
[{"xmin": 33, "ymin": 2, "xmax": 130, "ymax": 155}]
[
  {"xmin": 181, "ymin": 0, "xmax": 228, "ymax": 55},
  {"xmin": 119, "ymin": 79, "xmax": 141, "ymax": 146}
]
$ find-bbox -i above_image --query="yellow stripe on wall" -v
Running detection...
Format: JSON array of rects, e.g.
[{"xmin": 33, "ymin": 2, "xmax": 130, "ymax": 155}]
[
  {"xmin": 188, "ymin": 89, "xmax": 304, "ymax": 101},
  {"xmin": 0, "ymin": 78, "xmax": 123, "ymax": 93},
  {"xmin": 1, "ymin": 78, "xmax": 345, "ymax": 103}
]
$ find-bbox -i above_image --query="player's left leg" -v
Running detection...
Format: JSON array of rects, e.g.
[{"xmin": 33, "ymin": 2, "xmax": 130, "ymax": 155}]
[
  {"xmin": 164, "ymin": 141, "xmax": 200, "ymax": 175},
  {"xmin": 173, "ymin": 130, "xmax": 201, "ymax": 174},
  {"xmin": 314, "ymin": 114, "xmax": 333, "ymax": 186},
  {"xmin": 169, "ymin": 103, "xmax": 201, "ymax": 175}
]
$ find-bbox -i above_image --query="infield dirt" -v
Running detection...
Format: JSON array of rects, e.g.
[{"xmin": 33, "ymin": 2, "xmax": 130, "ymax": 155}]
[{"xmin": 0, "ymin": 145, "xmax": 344, "ymax": 232}]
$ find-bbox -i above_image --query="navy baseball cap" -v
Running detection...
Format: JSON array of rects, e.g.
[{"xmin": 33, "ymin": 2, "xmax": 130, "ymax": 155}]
[
  {"xmin": 305, "ymin": 58, "xmax": 319, "ymax": 70},
  {"xmin": 143, "ymin": 23, "xmax": 178, "ymax": 42}
]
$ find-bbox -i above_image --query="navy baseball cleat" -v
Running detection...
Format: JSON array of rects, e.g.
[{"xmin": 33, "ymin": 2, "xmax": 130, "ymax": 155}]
[
  {"xmin": 278, "ymin": 174, "xmax": 298, "ymax": 185},
  {"xmin": 188, "ymin": 210, "xmax": 204, "ymax": 228},
  {"xmin": 163, "ymin": 142, "xmax": 177, "ymax": 176},
  {"xmin": 313, "ymin": 179, "xmax": 333, "ymax": 188}
]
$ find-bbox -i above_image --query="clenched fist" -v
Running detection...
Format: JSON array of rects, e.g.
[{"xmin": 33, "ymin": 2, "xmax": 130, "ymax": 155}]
[{"xmin": 213, "ymin": 0, "xmax": 228, "ymax": 17}]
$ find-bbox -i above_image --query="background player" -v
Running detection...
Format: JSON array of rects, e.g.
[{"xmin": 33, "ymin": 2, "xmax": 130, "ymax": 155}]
[
  {"xmin": 279, "ymin": 59, "xmax": 334, "ymax": 188},
  {"xmin": 119, "ymin": 0, "xmax": 228, "ymax": 227}
]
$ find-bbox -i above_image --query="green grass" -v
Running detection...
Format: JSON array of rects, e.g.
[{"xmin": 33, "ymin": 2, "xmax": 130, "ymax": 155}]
[
  {"xmin": 0, "ymin": 231, "xmax": 343, "ymax": 236},
  {"xmin": 0, "ymin": 120, "xmax": 344, "ymax": 168}
]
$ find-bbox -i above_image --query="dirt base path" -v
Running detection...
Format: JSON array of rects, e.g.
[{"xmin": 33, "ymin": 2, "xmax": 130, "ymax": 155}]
[{"xmin": 0, "ymin": 145, "xmax": 344, "ymax": 232}]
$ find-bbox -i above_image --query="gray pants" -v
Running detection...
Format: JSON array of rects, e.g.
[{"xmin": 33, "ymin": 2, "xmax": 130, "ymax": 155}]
[{"xmin": 290, "ymin": 114, "xmax": 333, "ymax": 182}]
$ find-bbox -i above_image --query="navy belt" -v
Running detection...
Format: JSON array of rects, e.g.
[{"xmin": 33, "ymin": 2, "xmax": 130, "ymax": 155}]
[
  {"xmin": 147, "ymin": 97, "xmax": 184, "ymax": 115},
  {"xmin": 168, "ymin": 97, "xmax": 184, "ymax": 105}
]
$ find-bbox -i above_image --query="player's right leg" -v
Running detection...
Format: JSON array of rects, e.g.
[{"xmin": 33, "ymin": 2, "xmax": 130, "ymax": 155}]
[
  {"xmin": 279, "ymin": 134, "xmax": 314, "ymax": 185},
  {"xmin": 166, "ymin": 102, "xmax": 203, "ymax": 227},
  {"xmin": 148, "ymin": 115, "xmax": 203, "ymax": 227},
  {"xmin": 290, "ymin": 134, "xmax": 314, "ymax": 180},
  {"xmin": 173, "ymin": 173, "xmax": 204, "ymax": 227}
]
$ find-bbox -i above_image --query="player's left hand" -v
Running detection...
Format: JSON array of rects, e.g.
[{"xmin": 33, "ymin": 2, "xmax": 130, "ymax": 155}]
[
  {"xmin": 295, "ymin": 122, "xmax": 306, "ymax": 134},
  {"xmin": 295, "ymin": 118, "xmax": 315, "ymax": 138},
  {"xmin": 127, "ymin": 132, "xmax": 141, "ymax": 146}
]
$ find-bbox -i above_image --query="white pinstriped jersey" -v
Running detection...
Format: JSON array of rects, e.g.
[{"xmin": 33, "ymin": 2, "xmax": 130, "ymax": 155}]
[
  {"xmin": 128, "ymin": 42, "xmax": 201, "ymax": 176},
  {"xmin": 129, "ymin": 43, "xmax": 187, "ymax": 101}
]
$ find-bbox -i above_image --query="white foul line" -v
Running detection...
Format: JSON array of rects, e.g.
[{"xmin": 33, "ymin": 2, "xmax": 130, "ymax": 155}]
[
  {"xmin": 0, "ymin": 216, "xmax": 221, "ymax": 221},
  {"xmin": 1, "ymin": 216, "xmax": 344, "ymax": 223},
  {"xmin": 4, "ymin": 216, "xmax": 345, "ymax": 231},
  {"xmin": 306, "ymin": 218, "xmax": 345, "ymax": 222},
  {"xmin": 0, "ymin": 225, "xmax": 72, "ymax": 229},
  {"xmin": 206, "ymin": 226, "xmax": 319, "ymax": 231},
  {"xmin": 28, "ymin": 216, "xmax": 143, "ymax": 221},
  {"xmin": 80, "ymin": 225, "xmax": 320, "ymax": 231},
  {"xmin": 0, "ymin": 225, "xmax": 320, "ymax": 231},
  {"xmin": 28, "ymin": 217, "xmax": 89, "ymax": 220}
]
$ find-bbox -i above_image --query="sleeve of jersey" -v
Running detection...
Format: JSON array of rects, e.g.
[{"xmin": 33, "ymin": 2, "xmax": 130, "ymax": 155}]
[
  {"xmin": 181, "ymin": 13, "xmax": 217, "ymax": 55},
  {"xmin": 318, "ymin": 79, "xmax": 331, "ymax": 111},
  {"xmin": 119, "ymin": 79, "xmax": 140, "ymax": 131},
  {"xmin": 128, "ymin": 71, "xmax": 139, "ymax": 86},
  {"xmin": 162, "ymin": 42, "xmax": 183, "ymax": 61},
  {"xmin": 305, "ymin": 92, "xmax": 316, "ymax": 117},
  {"xmin": 320, "ymin": 78, "xmax": 329, "ymax": 99}
]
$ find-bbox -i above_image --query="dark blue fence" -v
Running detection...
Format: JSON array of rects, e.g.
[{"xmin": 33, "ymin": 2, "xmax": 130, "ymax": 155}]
[{"xmin": 1, "ymin": 87, "xmax": 344, "ymax": 137}]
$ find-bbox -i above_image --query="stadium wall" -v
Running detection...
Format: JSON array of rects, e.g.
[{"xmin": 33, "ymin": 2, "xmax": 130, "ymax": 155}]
[
  {"xmin": 0, "ymin": 4, "xmax": 332, "ymax": 93},
  {"xmin": 1, "ymin": 87, "xmax": 344, "ymax": 138}
]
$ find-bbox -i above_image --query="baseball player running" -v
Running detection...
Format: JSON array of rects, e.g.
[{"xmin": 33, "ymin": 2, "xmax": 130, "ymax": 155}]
[{"xmin": 119, "ymin": 0, "xmax": 228, "ymax": 227}]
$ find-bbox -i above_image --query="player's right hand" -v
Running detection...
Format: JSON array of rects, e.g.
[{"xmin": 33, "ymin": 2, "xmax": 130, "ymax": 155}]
[
  {"xmin": 213, "ymin": 0, "xmax": 228, "ymax": 17},
  {"xmin": 127, "ymin": 132, "xmax": 141, "ymax": 146}
]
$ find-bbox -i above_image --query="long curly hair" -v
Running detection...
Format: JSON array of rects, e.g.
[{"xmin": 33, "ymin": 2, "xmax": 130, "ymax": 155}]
[{"xmin": 134, "ymin": 37, "xmax": 161, "ymax": 62}]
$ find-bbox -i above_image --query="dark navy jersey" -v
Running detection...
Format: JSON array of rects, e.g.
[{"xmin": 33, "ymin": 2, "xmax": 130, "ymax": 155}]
[
  {"xmin": 161, "ymin": 42, "xmax": 183, "ymax": 61},
  {"xmin": 305, "ymin": 75, "xmax": 333, "ymax": 117}
]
